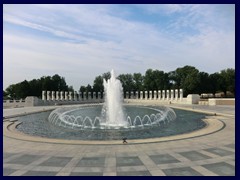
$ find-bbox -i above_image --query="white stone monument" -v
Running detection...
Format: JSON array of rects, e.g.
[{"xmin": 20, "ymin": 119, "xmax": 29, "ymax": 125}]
[
  {"xmin": 187, "ymin": 94, "xmax": 200, "ymax": 104},
  {"xmin": 60, "ymin": 91, "xmax": 64, "ymax": 100},
  {"xmin": 65, "ymin": 92, "xmax": 68, "ymax": 101},
  {"xmin": 69, "ymin": 92, "xmax": 72, "ymax": 101},
  {"xmin": 74, "ymin": 91, "xmax": 77, "ymax": 101},
  {"xmin": 140, "ymin": 91, "xmax": 143, "ymax": 99},
  {"xmin": 135, "ymin": 91, "xmax": 139, "ymax": 99},
  {"xmin": 145, "ymin": 91, "xmax": 148, "ymax": 100},
  {"xmin": 154, "ymin": 90, "xmax": 157, "ymax": 100},
  {"xmin": 83, "ymin": 92, "xmax": 86, "ymax": 100},
  {"xmin": 47, "ymin": 91, "xmax": 51, "ymax": 100},
  {"xmin": 175, "ymin": 89, "xmax": 178, "ymax": 101},
  {"xmin": 42, "ymin": 91, "xmax": 46, "ymax": 101},
  {"xmin": 131, "ymin": 91, "xmax": 134, "ymax": 99},
  {"xmin": 166, "ymin": 90, "xmax": 169, "ymax": 100},
  {"xmin": 51, "ymin": 91, "xmax": 55, "ymax": 101},
  {"xmin": 126, "ymin": 92, "xmax": 129, "ymax": 99},
  {"xmin": 56, "ymin": 91, "xmax": 59, "ymax": 100},
  {"xmin": 158, "ymin": 90, "xmax": 161, "ymax": 100},
  {"xmin": 162, "ymin": 90, "xmax": 165, "ymax": 100},
  {"xmin": 149, "ymin": 91, "xmax": 152, "ymax": 100},
  {"xmin": 88, "ymin": 92, "xmax": 92, "ymax": 100},
  {"xmin": 171, "ymin": 89, "xmax": 174, "ymax": 101},
  {"xmin": 180, "ymin": 89, "xmax": 183, "ymax": 101},
  {"xmin": 79, "ymin": 92, "xmax": 83, "ymax": 101}
]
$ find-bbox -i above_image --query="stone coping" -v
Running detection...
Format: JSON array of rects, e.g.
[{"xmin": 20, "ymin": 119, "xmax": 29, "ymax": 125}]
[
  {"xmin": 3, "ymin": 103, "xmax": 231, "ymax": 145},
  {"xmin": 3, "ymin": 116, "xmax": 225, "ymax": 145}
]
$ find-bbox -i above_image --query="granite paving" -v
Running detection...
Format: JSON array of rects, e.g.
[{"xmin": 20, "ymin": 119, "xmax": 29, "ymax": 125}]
[{"xmin": 3, "ymin": 104, "xmax": 235, "ymax": 176}]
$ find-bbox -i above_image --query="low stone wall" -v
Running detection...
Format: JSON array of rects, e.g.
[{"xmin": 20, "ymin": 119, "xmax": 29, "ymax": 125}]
[
  {"xmin": 186, "ymin": 94, "xmax": 200, "ymax": 104},
  {"xmin": 208, "ymin": 98, "xmax": 235, "ymax": 106},
  {"xmin": 4, "ymin": 95, "xmax": 235, "ymax": 108},
  {"xmin": 3, "ymin": 96, "xmax": 104, "ymax": 108},
  {"xmin": 3, "ymin": 99, "xmax": 26, "ymax": 108}
]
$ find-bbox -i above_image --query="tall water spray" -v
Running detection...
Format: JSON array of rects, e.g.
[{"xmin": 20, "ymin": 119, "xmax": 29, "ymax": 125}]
[{"xmin": 102, "ymin": 70, "xmax": 129, "ymax": 127}]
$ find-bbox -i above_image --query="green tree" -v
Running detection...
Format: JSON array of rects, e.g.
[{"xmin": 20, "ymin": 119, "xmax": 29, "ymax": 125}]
[
  {"xmin": 5, "ymin": 74, "xmax": 71, "ymax": 99},
  {"xmin": 79, "ymin": 86, "xmax": 86, "ymax": 93},
  {"xmin": 143, "ymin": 69, "xmax": 168, "ymax": 91},
  {"xmin": 118, "ymin": 74, "xmax": 134, "ymax": 92},
  {"xmin": 5, "ymin": 84, "xmax": 17, "ymax": 99},
  {"xmin": 86, "ymin": 84, "xmax": 92, "ymax": 92},
  {"xmin": 220, "ymin": 68, "xmax": 235, "ymax": 96},
  {"xmin": 209, "ymin": 73, "xmax": 222, "ymax": 96},
  {"xmin": 93, "ymin": 75, "xmax": 104, "ymax": 92},
  {"xmin": 169, "ymin": 66, "xmax": 200, "ymax": 96},
  {"xmin": 3, "ymin": 90, "xmax": 9, "ymax": 100},
  {"xmin": 143, "ymin": 69, "xmax": 155, "ymax": 90},
  {"xmin": 133, "ymin": 73, "xmax": 144, "ymax": 91},
  {"xmin": 102, "ymin": 72, "xmax": 111, "ymax": 81},
  {"xmin": 197, "ymin": 72, "xmax": 211, "ymax": 94},
  {"xmin": 68, "ymin": 86, "xmax": 74, "ymax": 92}
]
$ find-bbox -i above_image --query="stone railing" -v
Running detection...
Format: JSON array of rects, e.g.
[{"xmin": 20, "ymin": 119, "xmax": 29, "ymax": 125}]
[
  {"xmin": 123, "ymin": 89, "xmax": 183, "ymax": 101},
  {"xmin": 41, "ymin": 89, "xmax": 184, "ymax": 102},
  {"xmin": 3, "ymin": 89, "xmax": 184, "ymax": 108}
]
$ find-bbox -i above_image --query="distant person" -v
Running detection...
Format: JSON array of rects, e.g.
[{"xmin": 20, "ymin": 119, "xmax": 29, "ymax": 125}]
[{"xmin": 122, "ymin": 137, "xmax": 128, "ymax": 144}]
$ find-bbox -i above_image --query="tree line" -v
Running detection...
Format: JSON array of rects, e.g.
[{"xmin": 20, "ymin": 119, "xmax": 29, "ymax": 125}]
[
  {"xmin": 3, "ymin": 65, "xmax": 235, "ymax": 99},
  {"xmin": 4, "ymin": 74, "xmax": 73, "ymax": 99},
  {"xmin": 80, "ymin": 66, "xmax": 235, "ymax": 97}
]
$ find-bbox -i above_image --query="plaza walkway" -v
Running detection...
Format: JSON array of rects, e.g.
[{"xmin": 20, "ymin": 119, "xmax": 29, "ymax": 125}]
[{"xmin": 3, "ymin": 104, "xmax": 235, "ymax": 176}]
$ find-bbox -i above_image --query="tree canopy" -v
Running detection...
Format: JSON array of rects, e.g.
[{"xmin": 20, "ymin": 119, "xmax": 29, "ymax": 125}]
[
  {"xmin": 4, "ymin": 66, "xmax": 235, "ymax": 99},
  {"xmin": 4, "ymin": 74, "xmax": 71, "ymax": 99}
]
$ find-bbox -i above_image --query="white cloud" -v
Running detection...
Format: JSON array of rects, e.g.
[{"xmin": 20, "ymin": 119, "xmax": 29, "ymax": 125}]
[{"xmin": 3, "ymin": 4, "xmax": 235, "ymax": 90}]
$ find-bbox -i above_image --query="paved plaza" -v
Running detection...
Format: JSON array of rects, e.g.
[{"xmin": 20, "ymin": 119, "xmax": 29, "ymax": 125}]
[{"xmin": 3, "ymin": 103, "xmax": 235, "ymax": 176}]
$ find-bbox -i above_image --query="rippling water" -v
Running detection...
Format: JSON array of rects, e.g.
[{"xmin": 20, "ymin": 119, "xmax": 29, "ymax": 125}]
[{"xmin": 16, "ymin": 105, "xmax": 207, "ymax": 140}]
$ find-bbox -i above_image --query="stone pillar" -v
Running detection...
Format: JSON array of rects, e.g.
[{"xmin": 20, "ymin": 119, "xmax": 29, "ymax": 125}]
[
  {"xmin": 140, "ymin": 91, "xmax": 143, "ymax": 99},
  {"xmin": 74, "ymin": 91, "xmax": 77, "ymax": 101},
  {"xmin": 68, "ymin": 92, "xmax": 72, "ymax": 101},
  {"xmin": 145, "ymin": 91, "xmax": 148, "ymax": 100},
  {"xmin": 158, "ymin": 90, "xmax": 161, "ymax": 100},
  {"xmin": 130, "ymin": 91, "xmax": 134, "ymax": 99},
  {"xmin": 180, "ymin": 89, "xmax": 183, "ymax": 101},
  {"xmin": 56, "ymin": 91, "xmax": 59, "ymax": 100},
  {"xmin": 47, "ymin": 91, "xmax": 51, "ymax": 100},
  {"xmin": 98, "ymin": 92, "xmax": 101, "ymax": 99},
  {"xmin": 83, "ymin": 92, "xmax": 86, "ymax": 100},
  {"xmin": 126, "ymin": 91, "xmax": 129, "ymax": 99},
  {"xmin": 79, "ymin": 92, "xmax": 83, "ymax": 101},
  {"xmin": 42, "ymin": 91, "xmax": 46, "ymax": 101},
  {"xmin": 60, "ymin": 91, "xmax": 64, "ymax": 100},
  {"xmin": 93, "ymin": 92, "xmax": 96, "ymax": 99},
  {"xmin": 154, "ymin": 90, "xmax": 157, "ymax": 100},
  {"xmin": 51, "ymin": 91, "xmax": 55, "ymax": 101},
  {"xmin": 88, "ymin": 92, "xmax": 92, "ymax": 100},
  {"xmin": 175, "ymin": 89, "xmax": 178, "ymax": 101},
  {"xmin": 162, "ymin": 90, "xmax": 165, "ymax": 100},
  {"xmin": 171, "ymin": 89, "xmax": 174, "ymax": 101},
  {"xmin": 65, "ymin": 92, "xmax": 68, "ymax": 101},
  {"xmin": 135, "ymin": 91, "xmax": 139, "ymax": 99},
  {"xmin": 149, "ymin": 91, "xmax": 152, "ymax": 100},
  {"xmin": 166, "ymin": 90, "xmax": 169, "ymax": 100}
]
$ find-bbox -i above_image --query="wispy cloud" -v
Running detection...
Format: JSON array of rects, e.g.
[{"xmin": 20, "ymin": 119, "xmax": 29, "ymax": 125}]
[{"xmin": 3, "ymin": 4, "xmax": 235, "ymax": 90}]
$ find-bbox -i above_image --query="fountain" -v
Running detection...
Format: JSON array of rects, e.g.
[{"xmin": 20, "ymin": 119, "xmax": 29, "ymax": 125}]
[
  {"xmin": 48, "ymin": 70, "xmax": 177, "ymax": 130},
  {"xmin": 16, "ymin": 69, "xmax": 207, "ymax": 140},
  {"xmin": 101, "ymin": 70, "xmax": 128, "ymax": 127}
]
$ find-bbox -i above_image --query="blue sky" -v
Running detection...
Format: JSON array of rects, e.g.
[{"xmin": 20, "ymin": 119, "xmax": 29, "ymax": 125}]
[{"xmin": 3, "ymin": 4, "xmax": 235, "ymax": 91}]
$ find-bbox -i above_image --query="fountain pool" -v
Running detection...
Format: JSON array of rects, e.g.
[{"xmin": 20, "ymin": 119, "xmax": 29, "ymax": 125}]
[
  {"xmin": 15, "ymin": 70, "xmax": 207, "ymax": 141},
  {"xmin": 16, "ymin": 105, "xmax": 207, "ymax": 140}
]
